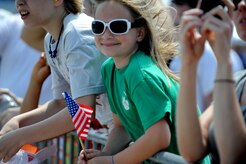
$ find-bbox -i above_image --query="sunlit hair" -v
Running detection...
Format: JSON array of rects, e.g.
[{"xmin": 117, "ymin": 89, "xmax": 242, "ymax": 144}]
[
  {"xmin": 94, "ymin": 0, "xmax": 179, "ymax": 82},
  {"xmin": 64, "ymin": 0, "xmax": 82, "ymax": 14},
  {"xmin": 82, "ymin": 0, "xmax": 98, "ymax": 16}
]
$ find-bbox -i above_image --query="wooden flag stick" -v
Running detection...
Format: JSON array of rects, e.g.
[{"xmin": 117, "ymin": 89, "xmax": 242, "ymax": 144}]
[{"xmin": 79, "ymin": 138, "xmax": 88, "ymax": 161}]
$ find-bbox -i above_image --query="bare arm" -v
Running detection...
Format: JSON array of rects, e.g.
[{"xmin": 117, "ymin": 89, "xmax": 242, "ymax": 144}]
[
  {"xmin": 0, "ymin": 94, "xmax": 97, "ymax": 162},
  {"xmin": 1, "ymin": 99, "xmax": 66, "ymax": 132},
  {"xmin": 102, "ymin": 113, "xmax": 131, "ymax": 155},
  {"xmin": 21, "ymin": 25, "xmax": 46, "ymax": 52},
  {"xmin": 18, "ymin": 94, "xmax": 96, "ymax": 128},
  {"xmin": 177, "ymin": 61, "xmax": 210, "ymax": 162},
  {"xmin": 77, "ymin": 113, "xmax": 131, "ymax": 163},
  {"xmin": 213, "ymin": 63, "xmax": 246, "ymax": 163},
  {"xmin": 176, "ymin": 8, "xmax": 210, "ymax": 162},
  {"xmin": 87, "ymin": 116, "xmax": 171, "ymax": 164},
  {"xmin": 113, "ymin": 118, "xmax": 171, "ymax": 164},
  {"xmin": 20, "ymin": 53, "xmax": 51, "ymax": 113},
  {"xmin": 202, "ymin": 6, "xmax": 246, "ymax": 163},
  {"xmin": 0, "ymin": 54, "xmax": 50, "ymax": 126}
]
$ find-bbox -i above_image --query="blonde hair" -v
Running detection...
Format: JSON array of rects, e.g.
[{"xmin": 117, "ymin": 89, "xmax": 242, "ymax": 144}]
[
  {"xmin": 95, "ymin": 0, "xmax": 179, "ymax": 82},
  {"xmin": 64, "ymin": 0, "xmax": 82, "ymax": 14}
]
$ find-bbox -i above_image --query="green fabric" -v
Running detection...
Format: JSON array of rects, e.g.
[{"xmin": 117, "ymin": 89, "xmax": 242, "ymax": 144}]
[{"xmin": 101, "ymin": 51, "xmax": 179, "ymax": 154}]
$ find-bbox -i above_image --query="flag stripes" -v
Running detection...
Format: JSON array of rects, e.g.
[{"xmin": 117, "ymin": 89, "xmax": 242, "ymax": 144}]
[{"xmin": 63, "ymin": 92, "xmax": 93, "ymax": 140}]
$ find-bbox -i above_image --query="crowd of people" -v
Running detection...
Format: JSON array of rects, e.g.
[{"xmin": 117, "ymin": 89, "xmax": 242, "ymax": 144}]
[{"xmin": 0, "ymin": 0, "xmax": 245, "ymax": 163}]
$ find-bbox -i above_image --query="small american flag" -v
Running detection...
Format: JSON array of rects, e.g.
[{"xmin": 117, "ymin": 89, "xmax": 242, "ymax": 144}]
[{"xmin": 63, "ymin": 92, "xmax": 93, "ymax": 140}]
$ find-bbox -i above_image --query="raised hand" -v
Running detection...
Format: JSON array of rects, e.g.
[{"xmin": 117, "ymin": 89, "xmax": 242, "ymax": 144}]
[
  {"xmin": 201, "ymin": 6, "xmax": 233, "ymax": 62},
  {"xmin": 179, "ymin": 8, "xmax": 206, "ymax": 66},
  {"xmin": 31, "ymin": 52, "xmax": 51, "ymax": 85}
]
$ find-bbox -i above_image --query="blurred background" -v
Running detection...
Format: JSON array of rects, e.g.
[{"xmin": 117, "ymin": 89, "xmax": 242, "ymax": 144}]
[{"xmin": 0, "ymin": 0, "xmax": 16, "ymax": 13}]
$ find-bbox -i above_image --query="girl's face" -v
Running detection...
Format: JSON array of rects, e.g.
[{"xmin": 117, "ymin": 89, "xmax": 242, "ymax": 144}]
[
  {"xmin": 233, "ymin": 0, "xmax": 246, "ymax": 41},
  {"xmin": 15, "ymin": 0, "xmax": 55, "ymax": 27},
  {"xmin": 94, "ymin": 1, "xmax": 145, "ymax": 59}
]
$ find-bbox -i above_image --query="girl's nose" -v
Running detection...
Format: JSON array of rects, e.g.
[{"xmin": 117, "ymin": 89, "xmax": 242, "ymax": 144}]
[{"xmin": 101, "ymin": 28, "xmax": 114, "ymax": 38}]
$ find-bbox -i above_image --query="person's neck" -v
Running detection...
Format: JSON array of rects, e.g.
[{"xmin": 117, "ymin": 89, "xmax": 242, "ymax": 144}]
[
  {"xmin": 114, "ymin": 48, "xmax": 138, "ymax": 69},
  {"xmin": 44, "ymin": 11, "xmax": 68, "ymax": 41}
]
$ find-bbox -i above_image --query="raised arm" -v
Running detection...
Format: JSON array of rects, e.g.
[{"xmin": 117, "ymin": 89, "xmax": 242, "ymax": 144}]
[
  {"xmin": 203, "ymin": 5, "xmax": 246, "ymax": 163},
  {"xmin": 176, "ymin": 8, "xmax": 210, "ymax": 162},
  {"xmin": 20, "ymin": 53, "xmax": 51, "ymax": 113}
]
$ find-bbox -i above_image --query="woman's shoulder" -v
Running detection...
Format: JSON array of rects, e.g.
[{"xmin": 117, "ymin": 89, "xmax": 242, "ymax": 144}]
[
  {"xmin": 62, "ymin": 13, "xmax": 95, "ymax": 47},
  {"xmin": 63, "ymin": 13, "xmax": 93, "ymax": 36}
]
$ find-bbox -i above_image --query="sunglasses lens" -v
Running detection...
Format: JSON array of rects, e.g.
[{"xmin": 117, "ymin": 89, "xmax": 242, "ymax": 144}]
[
  {"xmin": 92, "ymin": 21, "xmax": 105, "ymax": 35},
  {"xmin": 110, "ymin": 20, "xmax": 128, "ymax": 34}
]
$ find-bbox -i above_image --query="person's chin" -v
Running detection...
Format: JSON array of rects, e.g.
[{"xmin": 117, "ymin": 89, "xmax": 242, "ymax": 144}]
[{"xmin": 240, "ymin": 33, "xmax": 246, "ymax": 42}]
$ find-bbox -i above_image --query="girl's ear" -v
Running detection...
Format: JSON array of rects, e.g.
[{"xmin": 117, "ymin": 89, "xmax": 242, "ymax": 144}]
[
  {"xmin": 53, "ymin": 0, "xmax": 64, "ymax": 7},
  {"xmin": 136, "ymin": 27, "xmax": 146, "ymax": 42}
]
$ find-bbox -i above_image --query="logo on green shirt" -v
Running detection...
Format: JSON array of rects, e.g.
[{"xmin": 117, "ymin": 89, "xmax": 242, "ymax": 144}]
[{"xmin": 122, "ymin": 92, "xmax": 130, "ymax": 110}]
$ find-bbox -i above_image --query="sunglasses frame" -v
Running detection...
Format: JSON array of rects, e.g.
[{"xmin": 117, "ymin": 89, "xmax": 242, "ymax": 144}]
[{"xmin": 92, "ymin": 19, "xmax": 136, "ymax": 36}]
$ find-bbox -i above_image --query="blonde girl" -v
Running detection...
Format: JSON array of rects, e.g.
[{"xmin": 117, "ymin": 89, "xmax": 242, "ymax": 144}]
[{"xmin": 78, "ymin": 0, "xmax": 185, "ymax": 163}]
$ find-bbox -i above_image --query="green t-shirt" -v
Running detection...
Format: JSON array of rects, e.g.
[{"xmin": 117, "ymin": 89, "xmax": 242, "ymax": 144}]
[{"xmin": 101, "ymin": 50, "xmax": 179, "ymax": 155}]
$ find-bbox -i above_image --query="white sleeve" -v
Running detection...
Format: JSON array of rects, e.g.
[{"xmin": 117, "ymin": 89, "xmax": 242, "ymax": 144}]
[
  {"xmin": 197, "ymin": 44, "xmax": 217, "ymax": 97},
  {"xmin": 230, "ymin": 49, "xmax": 244, "ymax": 73}
]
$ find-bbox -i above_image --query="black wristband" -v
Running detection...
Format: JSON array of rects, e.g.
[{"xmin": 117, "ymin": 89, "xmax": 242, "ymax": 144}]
[{"xmin": 214, "ymin": 79, "xmax": 235, "ymax": 84}]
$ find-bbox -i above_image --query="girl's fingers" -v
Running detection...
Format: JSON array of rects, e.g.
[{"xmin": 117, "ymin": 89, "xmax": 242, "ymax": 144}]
[
  {"xmin": 182, "ymin": 8, "xmax": 204, "ymax": 17},
  {"xmin": 79, "ymin": 149, "xmax": 101, "ymax": 160},
  {"xmin": 201, "ymin": 14, "xmax": 232, "ymax": 38},
  {"xmin": 221, "ymin": 0, "xmax": 235, "ymax": 17}
]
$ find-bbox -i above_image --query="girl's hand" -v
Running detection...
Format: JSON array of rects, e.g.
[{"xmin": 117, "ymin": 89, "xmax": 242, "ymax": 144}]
[
  {"xmin": 0, "ymin": 117, "xmax": 19, "ymax": 136},
  {"xmin": 0, "ymin": 130, "xmax": 24, "ymax": 163},
  {"xmin": 78, "ymin": 155, "xmax": 112, "ymax": 164},
  {"xmin": 0, "ymin": 107, "xmax": 20, "ymax": 129},
  {"xmin": 201, "ymin": 6, "xmax": 233, "ymax": 62},
  {"xmin": 179, "ymin": 8, "xmax": 206, "ymax": 66},
  {"xmin": 31, "ymin": 53, "xmax": 51, "ymax": 85},
  {"xmin": 77, "ymin": 149, "xmax": 108, "ymax": 164},
  {"xmin": 221, "ymin": 0, "xmax": 235, "ymax": 17}
]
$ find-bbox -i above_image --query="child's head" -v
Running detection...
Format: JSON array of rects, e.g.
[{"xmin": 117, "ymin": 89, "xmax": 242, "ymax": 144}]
[
  {"xmin": 93, "ymin": 0, "xmax": 178, "ymax": 80},
  {"xmin": 92, "ymin": 0, "xmax": 147, "ymax": 59},
  {"xmin": 15, "ymin": 0, "xmax": 82, "ymax": 27}
]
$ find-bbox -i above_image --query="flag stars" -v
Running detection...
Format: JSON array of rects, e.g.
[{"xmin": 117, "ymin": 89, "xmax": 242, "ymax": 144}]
[{"xmin": 63, "ymin": 92, "xmax": 93, "ymax": 140}]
